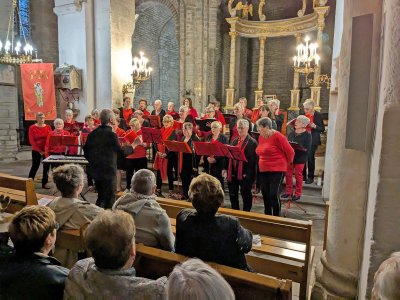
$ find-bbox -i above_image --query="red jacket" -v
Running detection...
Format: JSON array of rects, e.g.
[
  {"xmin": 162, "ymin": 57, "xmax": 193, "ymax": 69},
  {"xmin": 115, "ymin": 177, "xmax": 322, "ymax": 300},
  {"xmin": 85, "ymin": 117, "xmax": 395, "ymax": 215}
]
[
  {"xmin": 256, "ymin": 132, "xmax": 294, "ymax": 172},
  {"xmin": 125, "ymin": 129, "xmax": 147, "ymax": 159},
  {"xmin": 29, "ymin": 124, "xmax": 52, "ymax": 153}
]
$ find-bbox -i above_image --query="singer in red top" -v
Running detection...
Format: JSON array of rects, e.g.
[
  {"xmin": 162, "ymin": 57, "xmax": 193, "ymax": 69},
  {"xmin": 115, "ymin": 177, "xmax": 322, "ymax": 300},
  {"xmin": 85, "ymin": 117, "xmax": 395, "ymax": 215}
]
[
  {"xmin": 44, "ymin": 118, "xmax": 71, "ymax": 157},
  {"xmin": 125, "ymin": 118, "xmax": 147, "ymax": 191},
  {"xmin": 138, "ymin": 99, "xmax": 150, "ymax": 116},
  {"xmin": 119, "ymin": 97, "xmax": 134, "ymax": 126},
  {"xmin": 112, "ymin": 117, "xmax": 126, "ymax": 192},
  {"xmin": 255, "ymin": 117, "xmax": 294, "ymax": 216},
  {"xmin": 184, "ymin": 98, "xmax": 198, "ymax": 118},
  {"xmin": 28, "ymin": 112, "xmax": 52, "ymax": 189},
  {"xmin": 167, "ymin": 102, "xmax": 179, "ymax": 120}
]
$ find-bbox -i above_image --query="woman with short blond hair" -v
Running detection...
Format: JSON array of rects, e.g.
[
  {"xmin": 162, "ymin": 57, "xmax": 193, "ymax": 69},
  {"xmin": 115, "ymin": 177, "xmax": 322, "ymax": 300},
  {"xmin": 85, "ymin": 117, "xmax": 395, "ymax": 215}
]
[{"xmin": 175, "ymin": 173, "xmax": 253, "ymax": 271}]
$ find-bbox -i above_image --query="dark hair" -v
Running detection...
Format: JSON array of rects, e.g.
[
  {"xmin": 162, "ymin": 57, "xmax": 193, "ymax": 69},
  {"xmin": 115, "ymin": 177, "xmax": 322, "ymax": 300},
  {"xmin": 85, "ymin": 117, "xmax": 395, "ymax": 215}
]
[
  {"xmin": 123, "ymin": 97, "xmax": 130, "ymax": 104},
  {"xmin": 189, "ymin": 173, "xmax": 224, "ymax": 216},
  {"xmin": 185, "ymin": 98, "xmax": 193, "ymax": 108},
  {"xmin": 139, "ymin": 99, "xmax": 147, "ymax": 105},
  {"xmin": 85, "ymin": 210, "xmax": 135, "ymax": 269}
]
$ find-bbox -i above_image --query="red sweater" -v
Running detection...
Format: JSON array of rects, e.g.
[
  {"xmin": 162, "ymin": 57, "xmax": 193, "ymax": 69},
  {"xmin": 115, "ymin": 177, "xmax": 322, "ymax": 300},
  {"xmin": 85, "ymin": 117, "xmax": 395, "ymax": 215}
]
[
  {"xmin": 256, "ymin": 132, "xmax": 295, "ymax": 172},
  {"xmin": 29, "ymin": 124, "xmax": 52, "ymax": 153},
  {"xmin": 126, "ymin": 129, "xmax": 147, "ymax": 159}
]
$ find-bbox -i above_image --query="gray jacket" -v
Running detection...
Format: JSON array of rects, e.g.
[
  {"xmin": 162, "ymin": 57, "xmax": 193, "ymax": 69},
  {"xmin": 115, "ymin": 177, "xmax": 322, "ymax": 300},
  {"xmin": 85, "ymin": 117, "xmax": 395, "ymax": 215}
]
[
  {"xmin": 113, "ymin": 192, "xmax": 175, "ymax": 251},
  {"xmin": 64, "ymin": 258, "xmax": 166, "ymax": 300}
]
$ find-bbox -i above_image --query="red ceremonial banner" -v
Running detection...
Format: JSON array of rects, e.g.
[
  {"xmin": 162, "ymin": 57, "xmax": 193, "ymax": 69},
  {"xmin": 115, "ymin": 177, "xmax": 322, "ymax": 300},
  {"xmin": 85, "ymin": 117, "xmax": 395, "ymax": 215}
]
[{"xmin": 21, "ymin": 63, "xmax": 57, "ymax": 120}]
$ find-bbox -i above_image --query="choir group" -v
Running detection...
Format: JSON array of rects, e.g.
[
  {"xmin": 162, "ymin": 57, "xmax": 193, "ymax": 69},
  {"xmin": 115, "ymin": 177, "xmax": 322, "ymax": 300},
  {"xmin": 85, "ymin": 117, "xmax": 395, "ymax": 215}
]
[{"xmin": 28, "ymin": 96, "xmax": 324, "ymax": 217}]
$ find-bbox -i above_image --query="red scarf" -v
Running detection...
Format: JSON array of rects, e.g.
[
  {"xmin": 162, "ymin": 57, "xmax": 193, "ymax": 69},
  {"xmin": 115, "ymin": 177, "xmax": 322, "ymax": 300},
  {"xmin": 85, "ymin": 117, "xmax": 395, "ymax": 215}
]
[
  {"xmin": 227, "ymin": 136, "xmax": 248, "ymax": 182},
  {"xmin": 154, "ymin": 126, "xmax": 174, "ymax": 181}
]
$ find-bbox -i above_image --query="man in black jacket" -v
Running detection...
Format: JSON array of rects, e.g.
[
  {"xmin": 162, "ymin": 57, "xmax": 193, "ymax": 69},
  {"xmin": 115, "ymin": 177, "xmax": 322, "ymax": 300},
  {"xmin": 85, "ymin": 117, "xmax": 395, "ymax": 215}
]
[
  {"xmin": 302, "ymin": 99, "xmax": 325, "ymax": 184},
  {"xmin": 84, "ymin": 109, "xmax": 133, "ymax": 208},
  {"xmin": 0, "ymin": 206, "xmax": 69, "ymax": 300},
  {"xmin": 224, "ymin": 119, "xmax": 258, "ymax": 211}
]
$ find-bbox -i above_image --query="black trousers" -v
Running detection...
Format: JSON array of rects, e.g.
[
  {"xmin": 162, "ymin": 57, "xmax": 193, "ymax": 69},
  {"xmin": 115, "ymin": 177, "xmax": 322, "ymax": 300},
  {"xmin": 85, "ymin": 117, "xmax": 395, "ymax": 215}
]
[
  {"xmin": 167, "ymin": 155, "xmax": 178, "ymax": 191},
  {"xmin": 126, "ymin": 157, "xmax": 148, "ymax": 190},
  {"xmin": 259, "ymin": 172, "xmax": 284, "ymax": 216},
  {"xmin": 28, "ymin": 151, "xmax": 49, "ymax": 187},
  {"xmin": 180, "ymin": 167, "xmax": 197, "ymax": 199},
  {"xmin": 94, "ymin": 177, "xmax": 116, "ymax": 209},
  {"xmin": 303, "ymin": 144, "xmax": 318, "ymax": 180},
  {"xmin": 228, "ymin": 176, "xmax": 253, "ymax": 211}
]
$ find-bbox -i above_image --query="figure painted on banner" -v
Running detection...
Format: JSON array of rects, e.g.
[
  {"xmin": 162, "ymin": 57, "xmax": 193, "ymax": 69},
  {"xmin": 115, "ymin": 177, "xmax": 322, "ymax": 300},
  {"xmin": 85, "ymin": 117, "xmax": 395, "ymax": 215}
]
[
  {"xmin": 223, "ymin": 119, "xmax": 258, "ymax": 212},
  {"xmin": 184, "ymin": 98, "xmax": 198, "ymax": 118},
  {"xmin": 44, "ymin": 118, "xmax": 71, "ymax": 158},
  {"xmin": 28, "ymin": 112, "xmax": 52, "ymax": 189},
  {"xmin": 119, "ymin": 96, "xmax": 134, "ymax": 126},
  {"xmin": 203, "ymin": 121, "xmax": 229, "ymax": 187},
  {"xmin": 267, "ymin": 99, "xmax": 284, "ymax": 132},
  {"xmin": 229, "ymin": 103, "xmax": 252, "ymax": 143},
  {"xmin": 281, "ymin": 115, "xmax": 311, "ymax": 201},
  {"xmin": 125, "ymin": 118, "xmax": 148, "ymax": 191},
  {"xmin": 239, "ymin": 97, "xmax": 253, "ymax": 119},
  {"xmin": 151, "ymin": 99, "xmax": 166, "ymax": 120},
  {"xmin": 180, "ymin": 122, "xmax": 200, "ymax": 199},
  {"xmin": 153, "ymin": 115, "xmax": 177, "ymax": 197},
  {"xmin": 34, "ymin": 82, "xmax": 44, "ymax": 107},
  {"xmin": 302, "ymin": 99, "xmax": 325, "ymax": 184},
  {"xmin": 138, "ymin": 98, "xmax": 150, "ymax": 116},
  {"xmin": 167, "ymin": 101, "xmax": 179, "ymax": 120},
  {"xmin": 255, "ymin": 117, "xmax": 294, "ymax": 216}
]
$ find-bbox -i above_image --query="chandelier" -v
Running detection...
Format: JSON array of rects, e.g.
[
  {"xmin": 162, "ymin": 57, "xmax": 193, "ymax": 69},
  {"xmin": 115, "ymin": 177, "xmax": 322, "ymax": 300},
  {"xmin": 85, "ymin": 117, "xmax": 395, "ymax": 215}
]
[
  {"xmin": 122, "ymin": 52, "xmax": 152, "ymax": 96},
  {"xmin": 0, "ymin": 0, "xmax": 38, "ymax": 64},
  {"xmin": 293, "ymin": 36, "xmax": 320, "ymax": 74}
]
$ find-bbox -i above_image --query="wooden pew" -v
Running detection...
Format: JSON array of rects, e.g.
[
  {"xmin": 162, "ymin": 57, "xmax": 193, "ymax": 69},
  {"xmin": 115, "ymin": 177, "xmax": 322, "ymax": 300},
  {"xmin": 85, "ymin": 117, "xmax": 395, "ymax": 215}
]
[
  {"xmin": 136, "ymin": 244, "xmax": 292, "ymax": 300},
  {"xmin": 156, "ymin": 197, "xmax": 313, "ymax": 300},
  {"xmin": 0, "ymin": 173, "xmax": 39, "ymax": 213}
]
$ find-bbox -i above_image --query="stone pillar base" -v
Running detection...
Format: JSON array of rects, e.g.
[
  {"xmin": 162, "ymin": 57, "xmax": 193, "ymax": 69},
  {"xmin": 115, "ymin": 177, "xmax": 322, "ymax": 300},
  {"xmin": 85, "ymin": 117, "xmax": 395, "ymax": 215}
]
[
  {"xmin": 225, "ymin": 88, "xmax": 235, "ymax": 110},
  {"xmin": 311, "ymin": 251, "xmax": 358, "ymax": 299},
  {"xmin": 254, "ymin": 90, "xmax": 263, "ymax": 103}
]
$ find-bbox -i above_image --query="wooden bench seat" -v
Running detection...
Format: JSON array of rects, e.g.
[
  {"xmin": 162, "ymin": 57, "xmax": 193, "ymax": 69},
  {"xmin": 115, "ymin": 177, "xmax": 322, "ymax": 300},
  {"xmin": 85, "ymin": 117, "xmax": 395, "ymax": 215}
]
[{"xmin": 157, "ymin": 197, "xmax": 312, "ymax": 300}]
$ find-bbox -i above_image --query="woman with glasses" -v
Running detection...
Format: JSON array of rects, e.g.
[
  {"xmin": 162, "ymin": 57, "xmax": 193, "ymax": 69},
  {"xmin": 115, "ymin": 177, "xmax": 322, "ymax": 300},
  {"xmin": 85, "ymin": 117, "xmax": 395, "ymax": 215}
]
[
  {"xmin": 154, "ymin": 115, "xmax": 178, "ymax": 197},
  {"xmin": 229, "ymin": 103, "xmax": 252, "ymax": 143},
  {"xmin": 28, "ymin": 112, "xmax": 52, "ymax": 189},
  {"xmin": 203, "ymin": 121, "xmax": 229, "ymax": 187},
  {"xmin": 47, "ymin": 164, "xmax": 103, "ymax": 266}
]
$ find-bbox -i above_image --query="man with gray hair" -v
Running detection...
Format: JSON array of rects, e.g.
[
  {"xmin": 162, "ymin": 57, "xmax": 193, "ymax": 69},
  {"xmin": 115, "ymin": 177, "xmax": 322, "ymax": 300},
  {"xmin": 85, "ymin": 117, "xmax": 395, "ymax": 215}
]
[
  {"xmin": 302, "ymin": 99, "xmax": 325, "ymax": 184},
  {"xmin": 151, "ymin": 99, "xmax": 166, "ymax": 120},
  {"xmin": 372, "ymin": 252, "xmax": 400, "ymax": 300},
  {"xmin": 112, "ymin": 169, "xmax": 175, "ymax": 251},
  {"xmin": 84, "ymin": 109, "xmax": 134, "ymax": 209}
]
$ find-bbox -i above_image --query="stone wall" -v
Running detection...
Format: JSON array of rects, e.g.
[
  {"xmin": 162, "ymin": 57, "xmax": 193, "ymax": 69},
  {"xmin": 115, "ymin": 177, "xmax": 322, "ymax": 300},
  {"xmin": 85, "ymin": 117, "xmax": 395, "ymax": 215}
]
[{"xmin": 0, "ymin": 85, "xmax": 19, "ymax": 160}]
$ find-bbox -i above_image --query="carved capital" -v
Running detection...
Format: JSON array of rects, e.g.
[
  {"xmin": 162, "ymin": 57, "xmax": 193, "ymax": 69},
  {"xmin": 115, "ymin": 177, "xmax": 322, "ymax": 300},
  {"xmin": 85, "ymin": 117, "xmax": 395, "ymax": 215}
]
[
  {"xmin": 54, "ymin": 0, "xmax": 83, "ymax": 16},
  {"xmin": 229, "ymin": 31, "xmax": 238, "ymax": 39}
]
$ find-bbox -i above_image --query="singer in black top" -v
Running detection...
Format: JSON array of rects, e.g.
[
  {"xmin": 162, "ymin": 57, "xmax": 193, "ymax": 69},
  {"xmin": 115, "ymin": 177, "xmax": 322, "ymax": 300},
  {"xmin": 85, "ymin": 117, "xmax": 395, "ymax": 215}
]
[
  {"xmin": 203, "ymin": 121, "xmax": 229, "ymax": 187},
  {"xmin": 224, "ymin": 119, "xmax": 258, "ymax": 211},
  {"xmin": 180, "ymin": 122, "xmax": 200, "ymax": 199}
]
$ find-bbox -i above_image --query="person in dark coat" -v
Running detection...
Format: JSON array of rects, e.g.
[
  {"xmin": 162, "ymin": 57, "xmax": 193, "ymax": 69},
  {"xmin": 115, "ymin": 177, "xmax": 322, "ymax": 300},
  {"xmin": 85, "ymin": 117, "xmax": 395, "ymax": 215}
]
[
  {"xmin": 224, "ymin": 119, "xmax": 258, "ymax": 212},
  {"xmin": 203, "ymin": 120, "xmax": 229, "ymax": 187},
  {"xmin": 175, "ymin": 173, "xmax": 253, "ymax": 271},
  {"xmin": 0, "ymin": 206, "xmax": 69, "ymax": 300},
  {"xmin": 180, "ymin": 122, "xmax": 200, "ymax": 199},
  {"xmin": 84, "ymin": 109, "xmax": 133, "ymax": 208},
  {"xmin": 302, "ymin": 99, "xmax": 325, "ymax": 184},
  {"xmin": 151, "ymin": 99, "xmax": 166, "ymax": 120},
  {"xmin": 229, "ymin": 102, "xmax": 252, "ymax": 143}
]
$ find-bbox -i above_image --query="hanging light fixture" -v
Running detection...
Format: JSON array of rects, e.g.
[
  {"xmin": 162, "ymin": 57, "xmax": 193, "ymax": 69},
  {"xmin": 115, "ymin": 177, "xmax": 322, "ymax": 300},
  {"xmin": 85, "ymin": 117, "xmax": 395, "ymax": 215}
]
[
  {"xmin": 0, "ymin": 0, "xmax": 39, "ymax": 64},
  {"xmin": 292, "ymin": 36, "xmax": 320, "ymax": 75},
  {"xmin": 122, "ymin": 51, "xmax": 152, "ymax": 97}
]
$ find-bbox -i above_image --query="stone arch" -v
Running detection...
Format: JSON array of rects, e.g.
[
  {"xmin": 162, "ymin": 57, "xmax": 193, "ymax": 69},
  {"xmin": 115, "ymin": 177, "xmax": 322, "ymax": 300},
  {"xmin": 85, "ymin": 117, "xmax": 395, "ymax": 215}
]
[
  {"xmin": 132, "ymin": 1, "xmax": 180, "ymax": 106},
  {"xmin": 135, "ymin": 0, "xmax": 179, "ymax": 26}
]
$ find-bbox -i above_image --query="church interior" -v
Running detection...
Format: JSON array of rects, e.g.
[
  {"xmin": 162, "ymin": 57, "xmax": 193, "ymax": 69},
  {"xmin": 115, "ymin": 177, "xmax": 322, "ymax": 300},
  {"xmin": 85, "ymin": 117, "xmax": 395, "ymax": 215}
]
[{"xmin": 1, "ymin": 0, "xmax": 400, "ymax": 299}]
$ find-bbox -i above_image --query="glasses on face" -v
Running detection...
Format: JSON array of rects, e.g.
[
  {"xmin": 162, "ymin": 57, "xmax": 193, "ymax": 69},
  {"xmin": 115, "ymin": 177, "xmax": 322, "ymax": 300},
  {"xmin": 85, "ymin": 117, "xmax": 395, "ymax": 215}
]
[
  {"xmin": 211, "ymin": 126, "xmax": 219, "ymax": 129},
  {"xmin": 163, "ymin": 120, "xmax": 171, "ymax": 124}
]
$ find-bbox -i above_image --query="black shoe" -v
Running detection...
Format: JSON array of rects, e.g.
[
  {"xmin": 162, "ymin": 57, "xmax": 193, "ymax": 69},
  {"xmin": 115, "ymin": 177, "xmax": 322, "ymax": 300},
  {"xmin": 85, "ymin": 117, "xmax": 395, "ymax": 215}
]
[
  {"xmin": 155, "ymin": 189, "xmax": 164, "ymax": 198},
  {"xmin": 292, "ymin": 195, "xmax": 301, "ymax": 201},
  {"xmin": 305, "ymin": 178, "xmax": 314, "ymax": 184},
  {"xmin": 280, "ymin": 193, "xmax": 291, "ymax": 199}
]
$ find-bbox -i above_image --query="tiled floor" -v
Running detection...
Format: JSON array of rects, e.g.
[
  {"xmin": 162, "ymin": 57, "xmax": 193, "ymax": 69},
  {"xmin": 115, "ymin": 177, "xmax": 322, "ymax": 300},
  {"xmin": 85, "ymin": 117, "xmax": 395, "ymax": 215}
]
[{"xmin": 0, "ymin": 158, "xmax": 326, "ymax": 300}]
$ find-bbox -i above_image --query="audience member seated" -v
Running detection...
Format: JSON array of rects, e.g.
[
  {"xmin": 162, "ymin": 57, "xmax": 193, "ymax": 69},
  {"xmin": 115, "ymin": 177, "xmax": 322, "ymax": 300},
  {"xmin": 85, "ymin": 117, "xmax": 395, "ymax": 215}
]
[
  {"xmin": 64, "ymin": 210, "xmax": 166, "ymax": 300},
  {"xmin": 175, "ymin": 173, "xmax": 253, "ymax": 271},
  {"xmin": 0, "ymin": 206, "xmax": 69, "ymax": 300},
  {"xmin": 47, "ymin": 164, "xmax": 103, "ymax": 266},
  {"xmin": 166, "ymin": 258, "xmax": 235, "ymax": 300},
  {"xmin": 113, "ymin": 169, "xmax": 175, "ymax": 251},
  {"xmin": 372, "ymin": 251, "xmax": 400, "ymax": 300}
]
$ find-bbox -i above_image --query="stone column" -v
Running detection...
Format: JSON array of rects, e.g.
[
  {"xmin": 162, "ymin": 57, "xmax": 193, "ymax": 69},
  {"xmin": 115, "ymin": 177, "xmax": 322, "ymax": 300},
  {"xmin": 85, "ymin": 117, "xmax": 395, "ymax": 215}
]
[
  {"xmin": 225, "ymin": 31, "xmax": 237, "ymax": 110},
  {"xmin": 254, "ymin": 36, "xmax": 266, "ymax": 103},
  {"xmin": 312, "ymin": 6, "xmax": 329, "ymax": 111},
  {"xmin": 311, "ymin": 0, "xmax": 383, "ymax": 298},
  {"xmin": 289, "ymin": 34, "xmax": 302, "ymax": 120}
]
